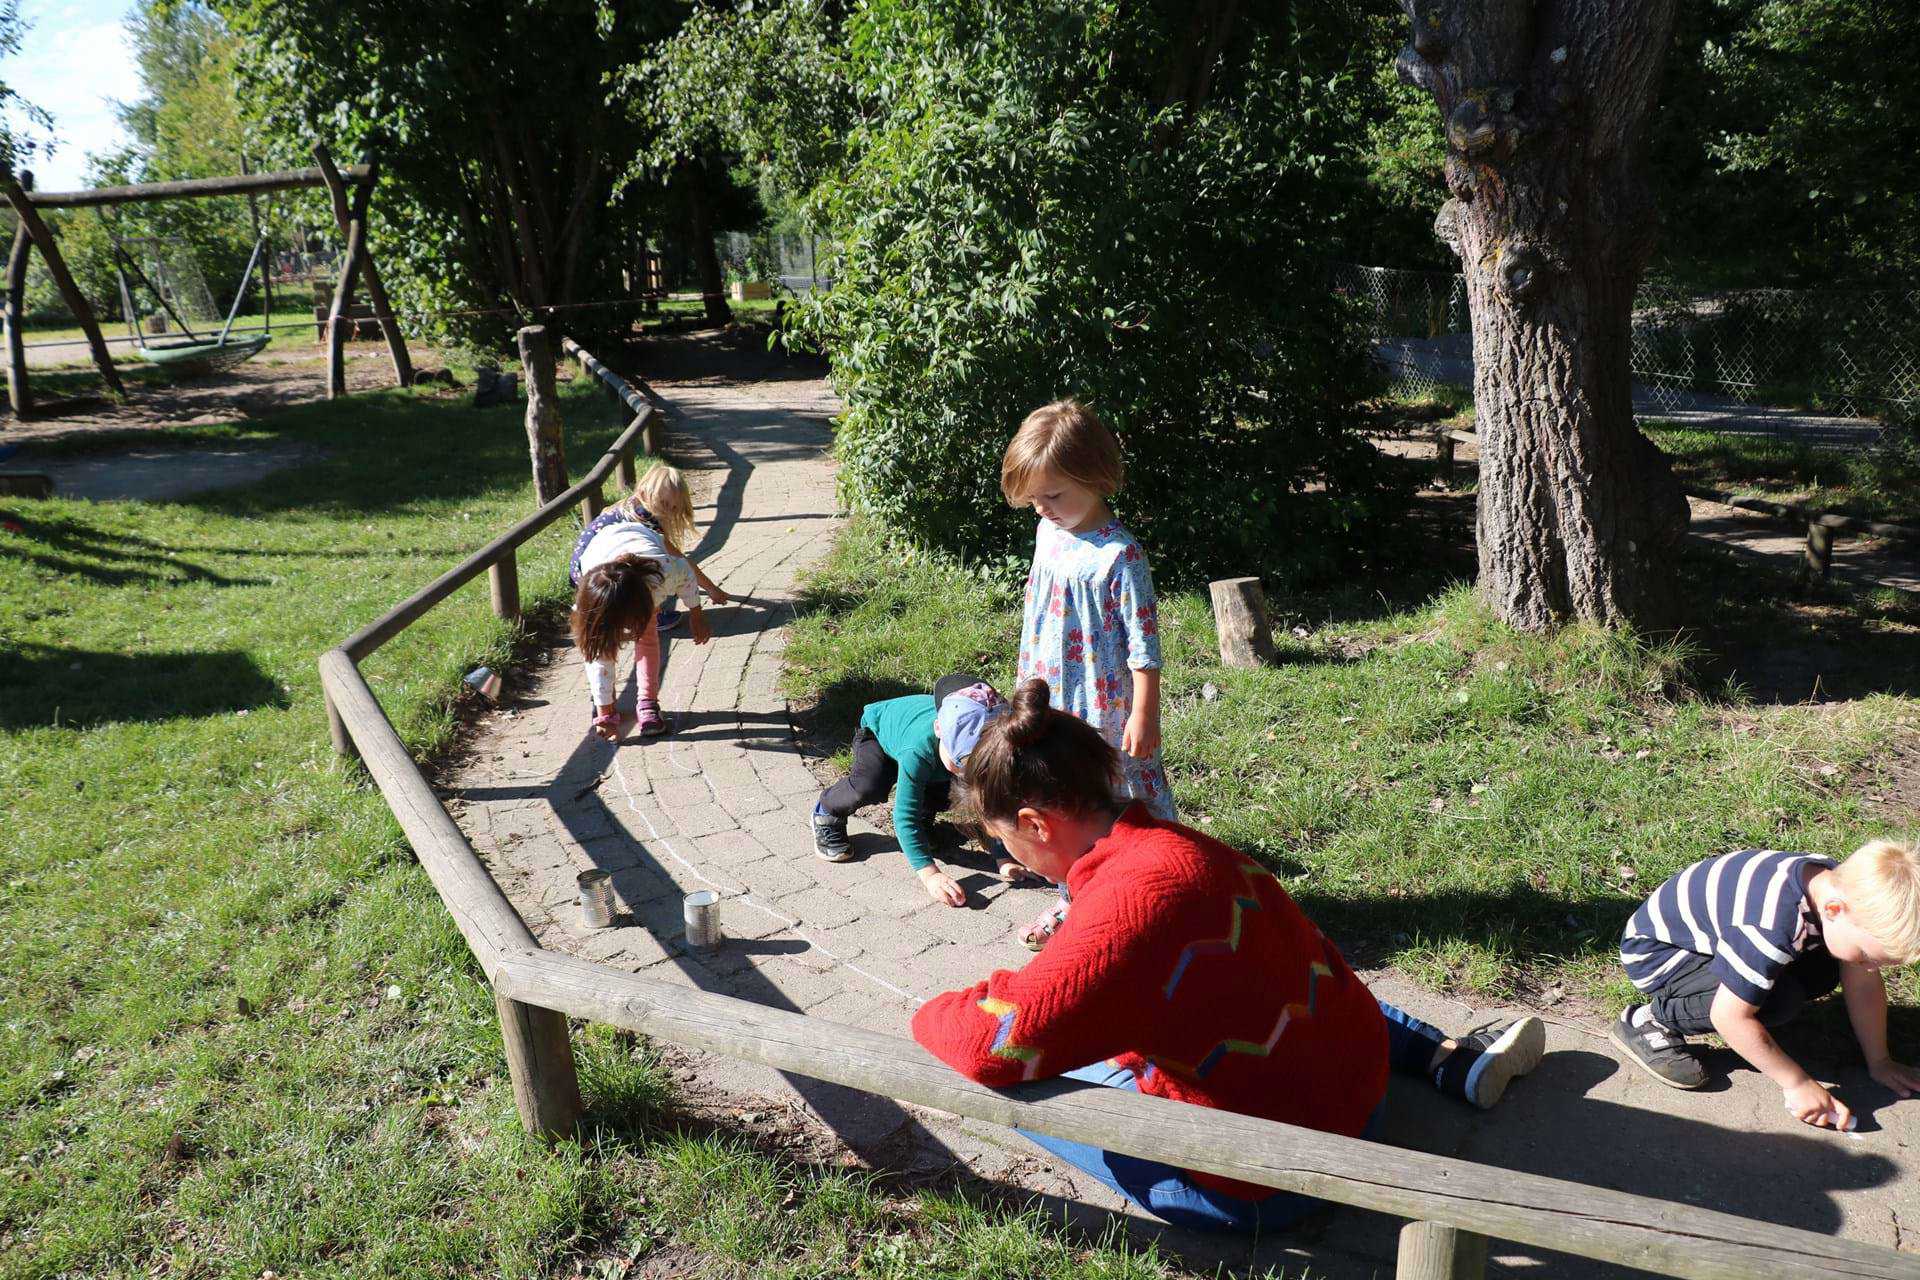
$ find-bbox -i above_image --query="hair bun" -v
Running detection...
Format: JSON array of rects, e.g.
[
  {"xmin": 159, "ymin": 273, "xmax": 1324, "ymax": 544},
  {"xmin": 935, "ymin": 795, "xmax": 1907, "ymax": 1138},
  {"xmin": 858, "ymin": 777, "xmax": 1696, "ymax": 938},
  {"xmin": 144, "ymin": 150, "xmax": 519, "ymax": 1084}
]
[{"xmin": 1005, "ymin": 678, "xmax": 1053, "ymax": 748}]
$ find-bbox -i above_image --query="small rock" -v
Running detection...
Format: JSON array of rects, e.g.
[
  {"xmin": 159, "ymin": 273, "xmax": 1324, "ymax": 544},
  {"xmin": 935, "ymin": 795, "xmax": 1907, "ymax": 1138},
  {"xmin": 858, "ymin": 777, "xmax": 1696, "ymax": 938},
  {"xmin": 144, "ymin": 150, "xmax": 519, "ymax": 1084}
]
[
  {"xmin": 1428, "ymin": 797, "xmax": 1446, "ymax": 813},
  {"xmin": 1201, "ymin": 682, "xmax": 1219, "ymax": 701},
  {"xmin": 1617, "ymin": 866, "xmax": 1637, "ymax": 881},
  {"xmin": 385, "ymin": 984, "xmax": 403, "ymax": 1001},
  {"xmin": 236, "ymin": 995, "xmax": 254, "ymax": 1017}
]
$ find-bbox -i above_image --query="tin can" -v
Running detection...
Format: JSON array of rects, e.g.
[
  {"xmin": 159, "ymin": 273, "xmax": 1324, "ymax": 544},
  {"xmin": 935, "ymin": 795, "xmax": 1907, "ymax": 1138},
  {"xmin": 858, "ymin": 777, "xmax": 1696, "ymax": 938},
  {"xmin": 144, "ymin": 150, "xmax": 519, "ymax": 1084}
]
[
  {"xmin": 683, "ymin": 889, "xmax": 720, "ymax": 949},
  {"xmin": 577, "ymin": 869, "xmax": 617, "ymax": 929},
  {"xmin": 464, "ymin": 666, "xmax": 503, "ymax": 702}
]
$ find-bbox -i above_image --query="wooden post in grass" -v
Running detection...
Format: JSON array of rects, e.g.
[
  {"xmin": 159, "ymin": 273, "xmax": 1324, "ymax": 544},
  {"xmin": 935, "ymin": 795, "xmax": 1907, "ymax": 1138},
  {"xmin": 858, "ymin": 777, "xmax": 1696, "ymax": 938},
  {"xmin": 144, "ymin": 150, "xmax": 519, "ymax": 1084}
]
[
  {"xmin": 1398, "ymin": 1221, "xmax": 1488, "ymax": 1280},
  {"xmin": 324, "ymin": 171, "xmax": 374, "ymax": 400},
  {"xmin": 581, "ymin": 478, "xmax": 604, "ymax": 525},
  {"xmin": 1804, "ymin": 520, "xmax": 1834, "ymax": 585},
  {"xmin": 0, "ymin": 168, "xmax": 122, "ymax": 398},
  {"xmin": 488, "ymin": 549, "xmax": 521, "ymax": 621},
  {"xmin": 516, "ymin": 325, "xmax": 568, "ymax": 506},
  {"xmin": 1434, "ymin": 429, "xmax": 1456, "ymax": 485},
  {"xmin": 325, "ymin": 691, "xmax": 357, "ymax": 761},
  {"xmin": 313, "ymin": 145, "xmax": 411, "ymax": 388},
  {"xmin": 1209, "ymin": 576, "xmax": 1275, "ymax": 668},
  {"xmin": 617, "ymin": 436, "xmax": 638, "ymax": 491},
  {"xmin": 495, "ymin": 991, "xmax": 581, "ymax": 1139},
  {"xmin": 5, "ymin": 173, "xmax": 32, "ymax": 417}
]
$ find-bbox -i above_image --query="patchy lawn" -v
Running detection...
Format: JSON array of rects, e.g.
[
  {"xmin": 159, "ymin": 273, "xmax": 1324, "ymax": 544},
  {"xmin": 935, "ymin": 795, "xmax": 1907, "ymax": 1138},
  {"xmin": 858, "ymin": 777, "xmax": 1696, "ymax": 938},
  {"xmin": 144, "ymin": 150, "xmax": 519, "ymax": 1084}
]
[{"xmin": 783, "ymin": 515, "xmax": 1920, "ymax": 1013}]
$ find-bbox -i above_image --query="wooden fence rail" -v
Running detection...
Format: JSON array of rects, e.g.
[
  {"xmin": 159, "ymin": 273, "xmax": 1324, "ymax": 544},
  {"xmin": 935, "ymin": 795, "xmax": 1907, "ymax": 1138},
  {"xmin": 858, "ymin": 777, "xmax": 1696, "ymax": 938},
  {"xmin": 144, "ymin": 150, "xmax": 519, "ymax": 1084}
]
[{"xmin": 318, "ymin": 348, "xmax": 1920, "ymax": 1280}]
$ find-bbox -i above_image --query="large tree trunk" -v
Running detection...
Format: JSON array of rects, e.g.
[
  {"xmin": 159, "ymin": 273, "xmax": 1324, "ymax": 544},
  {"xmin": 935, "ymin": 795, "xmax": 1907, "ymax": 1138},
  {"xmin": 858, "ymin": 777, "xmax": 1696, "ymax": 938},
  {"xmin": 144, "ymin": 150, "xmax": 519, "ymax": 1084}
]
[
  {"xmin": 1399, "ymin": 0, "xmax": 1689, "ymax": 630},
  {"xmin": 678, "ymin": 159, "xmax": 732, "ymax": 327}
]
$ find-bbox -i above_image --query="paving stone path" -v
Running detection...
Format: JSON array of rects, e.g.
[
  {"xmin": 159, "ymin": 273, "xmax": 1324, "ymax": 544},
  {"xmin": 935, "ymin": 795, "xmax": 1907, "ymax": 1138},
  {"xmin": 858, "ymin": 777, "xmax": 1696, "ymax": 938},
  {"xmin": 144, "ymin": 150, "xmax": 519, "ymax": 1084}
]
[{"xmin": 446, "ymin": 360, "xmax": 1920, "ymax": 1278}]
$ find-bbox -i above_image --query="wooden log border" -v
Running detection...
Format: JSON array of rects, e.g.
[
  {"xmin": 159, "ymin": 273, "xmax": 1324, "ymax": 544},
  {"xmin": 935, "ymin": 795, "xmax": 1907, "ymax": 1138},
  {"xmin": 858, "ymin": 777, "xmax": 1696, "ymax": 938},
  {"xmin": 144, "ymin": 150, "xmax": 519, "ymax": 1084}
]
[{"xmin": 317, "ymin": 350, "xmax": 1920, "ymax": 1280}]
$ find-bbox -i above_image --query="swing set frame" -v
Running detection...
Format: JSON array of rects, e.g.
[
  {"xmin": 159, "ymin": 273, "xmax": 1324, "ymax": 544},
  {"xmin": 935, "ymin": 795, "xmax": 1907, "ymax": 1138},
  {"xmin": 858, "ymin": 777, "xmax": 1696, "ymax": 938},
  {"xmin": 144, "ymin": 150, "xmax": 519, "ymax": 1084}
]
[{"xmin": 0, "ymin": 143, "xmax": 413, "ymax": 418}]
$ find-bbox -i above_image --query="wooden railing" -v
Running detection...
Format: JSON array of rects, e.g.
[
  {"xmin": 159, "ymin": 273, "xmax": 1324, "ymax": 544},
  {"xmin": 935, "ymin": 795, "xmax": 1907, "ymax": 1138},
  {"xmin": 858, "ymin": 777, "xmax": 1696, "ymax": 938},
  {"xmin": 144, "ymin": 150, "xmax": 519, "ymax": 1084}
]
[{"xmin": 320, "ymin": 349, "xmax": 1920, "ymax": 1280}]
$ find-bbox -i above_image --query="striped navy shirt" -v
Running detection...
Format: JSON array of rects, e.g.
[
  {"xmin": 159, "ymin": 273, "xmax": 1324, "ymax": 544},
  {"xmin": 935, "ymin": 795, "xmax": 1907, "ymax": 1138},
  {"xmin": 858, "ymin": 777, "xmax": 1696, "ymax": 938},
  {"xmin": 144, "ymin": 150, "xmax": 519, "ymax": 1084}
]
[{"xmin": 1620, "ymin": 849, "xmax": 1834, "ymax": 1008}]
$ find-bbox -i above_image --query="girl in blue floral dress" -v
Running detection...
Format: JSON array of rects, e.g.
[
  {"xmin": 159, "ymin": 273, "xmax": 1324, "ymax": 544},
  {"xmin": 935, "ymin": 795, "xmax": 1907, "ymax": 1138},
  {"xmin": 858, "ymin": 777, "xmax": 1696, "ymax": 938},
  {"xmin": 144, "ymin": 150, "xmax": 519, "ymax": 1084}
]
[{"xmin": 1001, "ymin": 400, "xmax": 1177, "ymax": 946}]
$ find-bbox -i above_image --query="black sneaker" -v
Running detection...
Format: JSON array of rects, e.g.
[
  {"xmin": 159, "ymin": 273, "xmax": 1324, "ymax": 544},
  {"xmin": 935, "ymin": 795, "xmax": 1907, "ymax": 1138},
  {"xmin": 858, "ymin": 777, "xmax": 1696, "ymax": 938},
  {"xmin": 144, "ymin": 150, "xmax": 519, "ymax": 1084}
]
[
  {"xmin": 1609, "ymin": 1006, "xmax": 1706, "ymax": 1090},
  {"xmin": 1435, "ymin": 1015, "xmax": 1547, "ymax": 1109},
  {"xmin": 812, "ymin": 808, "xmax": 852, "ymax": 862}
]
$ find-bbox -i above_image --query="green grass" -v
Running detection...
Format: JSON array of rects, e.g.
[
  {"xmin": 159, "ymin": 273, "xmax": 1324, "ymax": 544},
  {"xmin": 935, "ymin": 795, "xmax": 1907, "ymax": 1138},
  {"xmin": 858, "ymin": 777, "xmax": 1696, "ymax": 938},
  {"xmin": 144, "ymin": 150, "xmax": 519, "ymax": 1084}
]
[
  {"xmin": 20, "ymin": 294, "xmax": 317, "ymax": 351},
  {"xmin": 0, "ymin": 371, "xmax": 1278, "ymax": 1280},
  {"xmin": 1645, "ymin": 421, "xmax": 1920, "ymax": 526},
  {"xmin": 785, "ymin": 519, "xmax": 1920, "ymax": 1010}
]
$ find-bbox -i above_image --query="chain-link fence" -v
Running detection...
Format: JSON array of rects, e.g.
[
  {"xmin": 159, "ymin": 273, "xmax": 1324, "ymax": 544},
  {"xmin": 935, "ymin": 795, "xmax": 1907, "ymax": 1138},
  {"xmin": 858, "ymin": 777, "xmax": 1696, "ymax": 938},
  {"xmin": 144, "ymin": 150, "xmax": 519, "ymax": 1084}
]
[{"xmin": 1335, "ymin": 261, "xmax": 1920, "ymax": 424}]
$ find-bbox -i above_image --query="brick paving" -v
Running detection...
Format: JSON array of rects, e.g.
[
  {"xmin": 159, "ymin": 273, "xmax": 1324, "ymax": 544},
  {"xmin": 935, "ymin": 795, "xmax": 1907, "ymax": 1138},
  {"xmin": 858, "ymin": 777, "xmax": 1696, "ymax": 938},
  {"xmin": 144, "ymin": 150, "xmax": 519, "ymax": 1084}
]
[{"xmin": 442, "ymin": 362, "xmax": 1920, "ymax": 1278}]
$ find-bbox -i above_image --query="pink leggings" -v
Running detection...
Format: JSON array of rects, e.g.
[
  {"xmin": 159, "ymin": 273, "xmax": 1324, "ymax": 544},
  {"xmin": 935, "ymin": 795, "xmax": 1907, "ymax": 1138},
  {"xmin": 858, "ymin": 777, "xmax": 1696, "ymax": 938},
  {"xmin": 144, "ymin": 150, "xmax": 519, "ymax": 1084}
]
[{"xmin": 632, "ymin": 625, "xmax": 662, "ymax": 705}]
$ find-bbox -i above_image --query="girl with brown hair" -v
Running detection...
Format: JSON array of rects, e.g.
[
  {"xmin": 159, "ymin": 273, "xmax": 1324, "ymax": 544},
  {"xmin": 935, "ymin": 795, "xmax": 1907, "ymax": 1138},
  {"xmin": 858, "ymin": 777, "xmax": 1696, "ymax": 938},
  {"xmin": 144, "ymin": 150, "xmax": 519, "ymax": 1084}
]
[{"xmin": 912, "ymin": 679, "xmax": 1545, "ymax": 1232}]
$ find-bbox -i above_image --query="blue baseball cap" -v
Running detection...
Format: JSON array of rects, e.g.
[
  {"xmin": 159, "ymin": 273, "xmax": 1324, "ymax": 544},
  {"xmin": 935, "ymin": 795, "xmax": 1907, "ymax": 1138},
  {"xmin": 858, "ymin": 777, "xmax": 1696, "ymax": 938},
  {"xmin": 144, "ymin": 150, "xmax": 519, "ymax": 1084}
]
[{"xmin": 933, "ymin": 677, "xmax": 1006, "ymax": 764}]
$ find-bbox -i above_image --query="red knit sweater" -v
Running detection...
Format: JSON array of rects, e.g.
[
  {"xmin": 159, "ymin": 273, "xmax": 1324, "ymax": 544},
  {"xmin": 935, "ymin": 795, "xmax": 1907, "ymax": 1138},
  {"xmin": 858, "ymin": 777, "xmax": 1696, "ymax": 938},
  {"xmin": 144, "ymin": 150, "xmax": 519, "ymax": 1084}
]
[{"xmin": 911, "ymin": 805, "xmax": 1388, "ymax": 1198}]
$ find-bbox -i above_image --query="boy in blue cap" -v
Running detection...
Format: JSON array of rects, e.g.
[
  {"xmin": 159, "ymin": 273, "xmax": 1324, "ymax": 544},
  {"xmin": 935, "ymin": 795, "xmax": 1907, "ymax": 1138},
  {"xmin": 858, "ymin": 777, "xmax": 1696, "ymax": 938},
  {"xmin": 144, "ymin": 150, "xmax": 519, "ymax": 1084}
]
[{"xmin": 813, "ymin": 674, "xmax": 1021, "ymax": 906}]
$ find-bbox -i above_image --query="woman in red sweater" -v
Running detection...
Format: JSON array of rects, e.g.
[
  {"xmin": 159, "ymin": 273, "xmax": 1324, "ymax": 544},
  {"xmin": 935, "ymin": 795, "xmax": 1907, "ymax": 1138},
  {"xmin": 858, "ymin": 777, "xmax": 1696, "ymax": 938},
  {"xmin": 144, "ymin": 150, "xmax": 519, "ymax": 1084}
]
[{"xmin": 912, "ymin": 679, "xmax": 1546, "ymax": 1232}]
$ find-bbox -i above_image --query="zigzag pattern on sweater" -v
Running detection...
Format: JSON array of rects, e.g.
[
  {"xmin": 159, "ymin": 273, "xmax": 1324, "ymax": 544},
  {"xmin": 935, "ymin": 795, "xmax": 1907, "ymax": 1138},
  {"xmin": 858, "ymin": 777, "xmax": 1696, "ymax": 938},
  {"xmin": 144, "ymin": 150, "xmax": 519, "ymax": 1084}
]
[
  {"xmin": 978, "ymin": 996, "xmax": 1041, "ymax": 1081},
  {"xmin": 1148, "ymin": 960, "xmax": 1334, "ymax": 1083},
  {"xmin": 1160, "ymin": 860, "xmax": 1285, "ymax": 1000}
]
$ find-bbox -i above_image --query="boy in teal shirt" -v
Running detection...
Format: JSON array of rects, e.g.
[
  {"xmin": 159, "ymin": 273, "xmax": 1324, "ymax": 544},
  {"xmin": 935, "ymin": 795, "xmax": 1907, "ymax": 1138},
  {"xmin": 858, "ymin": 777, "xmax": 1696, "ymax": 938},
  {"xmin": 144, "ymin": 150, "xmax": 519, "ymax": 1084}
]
[{"xmin": 813, "ymin": 675, "xmax": 1013, "ymax": 906}]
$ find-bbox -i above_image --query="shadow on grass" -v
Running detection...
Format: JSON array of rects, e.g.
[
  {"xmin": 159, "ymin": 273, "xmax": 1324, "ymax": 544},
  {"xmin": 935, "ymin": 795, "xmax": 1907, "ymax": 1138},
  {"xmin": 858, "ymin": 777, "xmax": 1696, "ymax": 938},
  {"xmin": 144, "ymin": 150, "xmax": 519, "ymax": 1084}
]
[
  {"xmin": 0, "ymin": 641, "xmax": 287, "ymax": 729},
  {"xmin": 1676, "ymin": 538, "xmax": 1920, "ymax": 703},
  {"xmin": 1, "ymin": 511, "xmax": 269, "ymax": 589}
]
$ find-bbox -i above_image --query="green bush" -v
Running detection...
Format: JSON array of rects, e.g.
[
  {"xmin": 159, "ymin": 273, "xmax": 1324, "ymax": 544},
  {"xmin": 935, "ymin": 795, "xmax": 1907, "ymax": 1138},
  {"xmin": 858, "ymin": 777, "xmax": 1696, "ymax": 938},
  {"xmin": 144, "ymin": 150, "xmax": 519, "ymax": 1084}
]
[{"xmin": 793, "ymin": 0, "xmax": 1401, "ymax": 586}]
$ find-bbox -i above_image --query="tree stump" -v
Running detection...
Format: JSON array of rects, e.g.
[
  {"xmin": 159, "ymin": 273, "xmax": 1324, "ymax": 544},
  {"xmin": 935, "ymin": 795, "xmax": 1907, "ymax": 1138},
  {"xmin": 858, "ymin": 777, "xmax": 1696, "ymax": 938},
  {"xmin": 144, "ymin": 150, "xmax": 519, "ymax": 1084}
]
[
  {"xmin": 517, "ymin": 325, "xmax": 568, "ymax": 506},
  {"xmin": 1208, "ymin": 576, "xmax": 1276, "ymax": 668}
]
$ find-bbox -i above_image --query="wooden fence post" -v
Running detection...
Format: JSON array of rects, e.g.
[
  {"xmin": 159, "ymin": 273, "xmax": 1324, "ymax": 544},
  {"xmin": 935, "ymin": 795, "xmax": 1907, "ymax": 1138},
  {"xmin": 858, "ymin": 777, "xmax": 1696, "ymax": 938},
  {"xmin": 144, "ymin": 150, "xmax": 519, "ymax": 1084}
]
[
  {"xmin": 1804, "ymin": 520, "xmax": 1833, "ymax": 585},
  {"xmin": 1434, "ymin": 429, "xmax": 1456, "ymax": 485},
  {"xmin": 0, "ymin": 168, "xmax": 122, "ymax": 397},
  {"xmin": 6, "ymin": 171, "xmax": 33, "ymax": 418},
  {"xmin": 325, "ymin": 689, "xmax": 357, "ymax": 760},
  {"xmin": 1397, "ymin": 1221, "xmax": 1488, "ymax": 1280},
  {"xmin": 489, "ymin": 549, "xmax": 521, "ymax": 621},
  {"xmin": 1209, "ymin": 576, "xmax": 1276, "ymax": 668},
  {"xmin": 617, "ymin": 438, "xmax": 638, "ymax": 491},
  {"xmin": 581, "ymin": 479, "xmax": 605, "ymax": 525},
  {"xmin": 640, "ymin": 408, "xmax": 659, "ymax": 457},
  {"xmin": 517, "ymin": 325, "xmax": 569, "ymax": 506},
  {"xmin": 495, "ymin": 991, "xmax": 581, "ymax": 1140}
]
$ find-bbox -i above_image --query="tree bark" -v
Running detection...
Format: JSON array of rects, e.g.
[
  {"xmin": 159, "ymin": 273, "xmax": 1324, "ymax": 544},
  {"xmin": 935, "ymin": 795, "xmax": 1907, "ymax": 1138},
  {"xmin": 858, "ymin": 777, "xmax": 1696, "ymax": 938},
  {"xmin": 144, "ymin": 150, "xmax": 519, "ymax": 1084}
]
[
  {"xmin": 517, "ymin": 324, "xmax": 568, "ymax": 506},
  {"xmin": 0, "ymin": 169, "xmax": 123, "ymax": 398},
  {"xmin": 1398, "ymin": 0, "xmax": 1689, "ymax": 630},
  {"xmin": 679, "ymin": 159, "xmax": 732, "ymax": 326}
]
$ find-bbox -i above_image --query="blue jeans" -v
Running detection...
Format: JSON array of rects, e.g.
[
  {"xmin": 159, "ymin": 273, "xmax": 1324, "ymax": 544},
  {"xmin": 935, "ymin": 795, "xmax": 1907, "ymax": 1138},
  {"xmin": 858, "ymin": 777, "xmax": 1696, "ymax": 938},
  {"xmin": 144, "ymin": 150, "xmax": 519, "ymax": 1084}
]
[{"xmin": 1017, "ymin": 1000, "xmax": 1445, "ymax": 1232}]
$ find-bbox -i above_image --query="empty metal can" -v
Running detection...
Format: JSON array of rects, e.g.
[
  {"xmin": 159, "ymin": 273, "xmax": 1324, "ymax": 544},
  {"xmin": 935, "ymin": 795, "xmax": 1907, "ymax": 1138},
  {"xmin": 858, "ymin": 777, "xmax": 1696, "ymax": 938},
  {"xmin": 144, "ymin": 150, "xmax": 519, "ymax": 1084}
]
[
  {"xmin": 577, "ymin": 869, "xmax": 617, "ymax": 929},
  {"xmin": 683, "ymin": 889, "xmax": 720, "ymax": 949}
]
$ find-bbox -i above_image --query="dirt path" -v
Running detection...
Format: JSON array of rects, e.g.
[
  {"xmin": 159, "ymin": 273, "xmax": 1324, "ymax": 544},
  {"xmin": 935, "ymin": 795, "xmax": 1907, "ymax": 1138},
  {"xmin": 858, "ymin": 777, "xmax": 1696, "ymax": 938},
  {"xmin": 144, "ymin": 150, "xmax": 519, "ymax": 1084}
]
[{"xmin": 442, "ymin": 339, "xmax": 1920, "ymax": 1277}]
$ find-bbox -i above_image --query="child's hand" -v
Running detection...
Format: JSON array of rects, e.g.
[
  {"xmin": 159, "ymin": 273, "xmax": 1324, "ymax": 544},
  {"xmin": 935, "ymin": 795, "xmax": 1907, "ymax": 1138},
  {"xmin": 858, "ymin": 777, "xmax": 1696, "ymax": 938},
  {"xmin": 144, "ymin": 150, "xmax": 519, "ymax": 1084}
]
[
  {"xmin": 705, "ymin": 586, "xmax": 731, "ymax": 605},
  {"xmin": 591, "ymin": 705, "xmax": 622, "ymax": 741},
  {"xmin": 1122, "ymin": 709, "xmax": 1159, "ymax": 759},
  {"xmin": 1870, "ymin": 1057, "xmax": 1920, "ymax": 1099},
  {"xmin": 917, "ymin": 865, "xmax": 966, "ymax": 907},
  {"xmin": 1784, "ymin": 1079, "xmax": 1853, "ymax": 1130},
  {"xmin": 688, "ymin": 608, "xmax": 712, "ymax": 645},
  {"xmin": 996, "ymin": 857, "xmax": 1042, "ymax": 883}
]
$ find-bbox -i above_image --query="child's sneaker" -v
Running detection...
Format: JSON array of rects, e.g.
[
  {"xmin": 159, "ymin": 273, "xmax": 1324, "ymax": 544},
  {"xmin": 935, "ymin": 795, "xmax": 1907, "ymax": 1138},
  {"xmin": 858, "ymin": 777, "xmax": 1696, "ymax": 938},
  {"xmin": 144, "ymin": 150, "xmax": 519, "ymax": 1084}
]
[
  {"xmin": 812, "ymin": 807, "xmax": 852, "ymax": 862},
  {"xmin": 1609, "ymin": 1005, "xmax": 1706, "ymax": 1090},
  {"xmin": 1435, "ymin": 1015, "xmax": 1546, "ymax": 1109},
  {"xmin": 635, "ymin": 699, "xmax": 668, "ymax": 737}
]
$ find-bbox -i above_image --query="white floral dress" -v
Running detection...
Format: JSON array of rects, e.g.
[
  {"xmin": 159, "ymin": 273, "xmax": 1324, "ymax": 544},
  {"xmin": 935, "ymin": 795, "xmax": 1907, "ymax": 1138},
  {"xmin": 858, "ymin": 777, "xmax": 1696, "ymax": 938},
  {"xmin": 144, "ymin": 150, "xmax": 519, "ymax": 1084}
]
[{"xmin": 1017, "ymin": 517, "xmax": 1177, "ymax": 820}]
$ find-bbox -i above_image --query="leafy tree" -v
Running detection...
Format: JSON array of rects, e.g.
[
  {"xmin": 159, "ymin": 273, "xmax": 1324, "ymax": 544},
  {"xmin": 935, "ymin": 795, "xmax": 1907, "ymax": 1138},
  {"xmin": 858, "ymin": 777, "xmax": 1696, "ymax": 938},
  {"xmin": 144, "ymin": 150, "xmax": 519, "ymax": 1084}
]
[
  {"xmin": 649, "ymin": 0, "xmax": 1399, "ymax": 585},
  {"xmin": 216, "ymin": 0, "xmax": 673, "ymax": 352}
]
